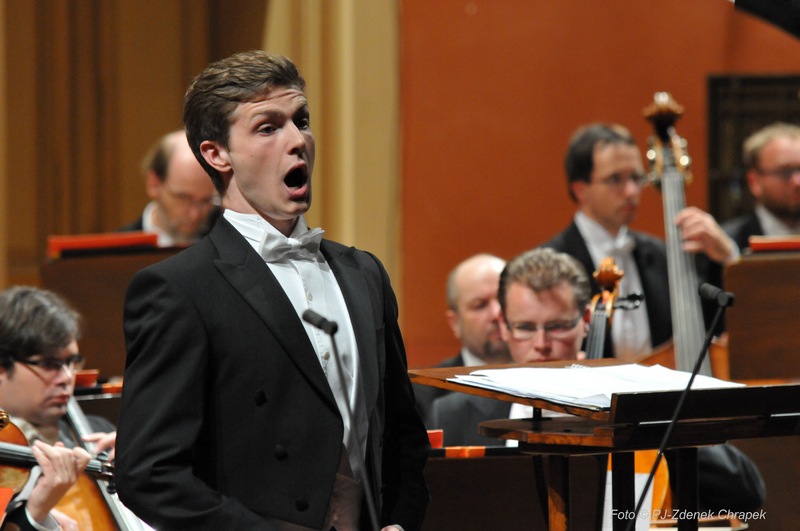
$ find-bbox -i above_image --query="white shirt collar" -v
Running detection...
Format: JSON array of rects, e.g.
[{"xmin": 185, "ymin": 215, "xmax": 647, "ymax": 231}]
[
  {"xmin": 142, "ymin": 201, "xmax": 176, "ymax": 247},
  {"xmin": 755, "ymin": 204, "xmax": 800, "ymax": 236},
  {"xmin": 460, "ymin": 347, "xmax": 488, "ymax": 367},
  {"xmin": 223, "ymin": 210, "xmax": 311, "ymax": 253},
  {"xmin": 574, "ymin": 211, "xmax": 634, "ymax": 261}
]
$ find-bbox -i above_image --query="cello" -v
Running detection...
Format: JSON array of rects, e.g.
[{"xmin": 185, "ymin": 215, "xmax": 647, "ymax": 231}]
[
  {"xmin": 642, "ymin": 92, "xmax": 718, "ymax": 376},
  {"xmin": 585, "ymin": 258, "xmax": 671, "ymax": 517},
  {"xmin": 64, "ymin": 396, "xmax": 151, "ymax": 530},
  {"xmin": 0, "ymin": 407, "xmax": 117, "ymax": 529}
]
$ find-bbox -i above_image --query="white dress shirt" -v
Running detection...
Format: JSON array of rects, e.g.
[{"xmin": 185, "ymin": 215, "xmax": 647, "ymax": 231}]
[
  {"xmin": 224, "ymin": 210, "xmax": 367, "ymax": 531},
  {"xmin": 574, "ymin": 212, "xmax": 653, "ymax": 360}
]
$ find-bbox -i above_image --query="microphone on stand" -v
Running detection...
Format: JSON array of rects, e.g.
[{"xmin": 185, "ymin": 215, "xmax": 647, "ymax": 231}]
[
  {"xmin": 302, "ymin": 309, "xmax": 380, "ymax": 531},
  {"xmin": 625, "ymin": 283, "xmax": 734, "ymax": 531},
  {"xmin": 698, "ymin": 283, "xmax": 735, "ymax": 309}
]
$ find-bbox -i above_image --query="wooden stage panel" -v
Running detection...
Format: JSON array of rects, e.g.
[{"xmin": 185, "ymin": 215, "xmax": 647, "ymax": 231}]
[
  {"xmin": 724, "ymin": 252, "xmax": 800, "ymax": 381},
  {"xmin": 40, "ymin": 248, "xmax": 179, "ymax": 382}
]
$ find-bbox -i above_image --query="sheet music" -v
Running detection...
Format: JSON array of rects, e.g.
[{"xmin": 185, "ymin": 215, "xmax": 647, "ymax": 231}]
[{"xmin": 448, "ymin": 364, "xmax": 744, "ymax": 410}]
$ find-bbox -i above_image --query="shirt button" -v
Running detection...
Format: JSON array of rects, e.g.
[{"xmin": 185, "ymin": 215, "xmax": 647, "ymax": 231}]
[
  {"xmin": 322, "ymin": 351, "xmax": 330, "ymax": 360},
  {"xmin": 306, "ymin": 292, "xmax": 313, "ymax": 301}
]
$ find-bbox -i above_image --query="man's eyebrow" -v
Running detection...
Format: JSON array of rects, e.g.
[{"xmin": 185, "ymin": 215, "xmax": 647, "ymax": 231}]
[{"xmin": 253, "ymin": 102, "xmax": 309, "ymax": 121}]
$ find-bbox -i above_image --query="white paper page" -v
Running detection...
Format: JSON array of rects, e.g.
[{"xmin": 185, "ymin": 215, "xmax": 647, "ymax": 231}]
[{"xmin": 448, "ymin": 364, "xmax": 743, "ymax": 409}]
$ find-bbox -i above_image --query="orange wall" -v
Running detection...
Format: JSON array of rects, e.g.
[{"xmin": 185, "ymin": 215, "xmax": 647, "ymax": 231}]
[{"xmin": 400, "ymin": 0, "xmax": 800, "ymax": 368}]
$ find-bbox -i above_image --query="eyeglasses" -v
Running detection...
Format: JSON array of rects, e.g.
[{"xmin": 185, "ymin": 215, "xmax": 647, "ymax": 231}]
[
  {"xmin": 592, "ymin": 173, "xmax": 649, "ymax": 191},
  {"xmin": 506, "ymin": 314, "xmax": 582, "ymax": 341},
  {"xmin": 756, "ymin": 166, "xmax": 800, "ymax": 182},
  {"xmin": 164, "ymin": 187, "xmax": 221, "ymax": 210},
  {"xmin": 16, "ymin": 354, "xmax": 85, "ymax": 373}
]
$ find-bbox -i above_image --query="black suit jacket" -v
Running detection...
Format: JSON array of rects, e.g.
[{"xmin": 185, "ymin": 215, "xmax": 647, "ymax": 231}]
[
  {"xmin": 541, "ymin": 221, "xmax": 674, "ymax": 350},
  {"xmin": 428, "ymin": 392, "xmax": 511, "ymax": 447},
  {"xmin": 412, "ymin": 353, "xmax": 464, "ymax": 427},
  {"xmin": 115, "ymin": 218, "xmax": 429, "ymax": 530},
  {"xmin": 722, "ymin": 211, "xmax": 764, "ymax": 252},
  {"xmin": 117, "ymin": 215, "xmax": 145, "ymax": 232},
  {"xmin": 117, "ymin": 206, "xmax": 221, "ymax": 236}
]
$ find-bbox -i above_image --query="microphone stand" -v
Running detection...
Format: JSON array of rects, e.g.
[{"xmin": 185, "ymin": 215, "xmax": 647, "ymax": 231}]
[
  {"xmin": 303, "ymin": 310, "xmax": 381, "ymax": 531},
  {"xmin": 624, "ymin": 284, "xmax": 734, "ymax": 531}
]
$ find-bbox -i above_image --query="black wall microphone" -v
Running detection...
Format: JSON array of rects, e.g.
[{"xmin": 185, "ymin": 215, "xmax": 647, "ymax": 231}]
[
  {"xmin": 302, "ymin": 309, "xmax": 339, "ymax": 335},
  {"xmin": 698, "ymin": 282, "xmax": 735, "ymax": 308}
]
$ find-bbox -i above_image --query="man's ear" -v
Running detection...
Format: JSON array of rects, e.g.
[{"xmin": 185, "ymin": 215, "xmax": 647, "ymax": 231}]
[
  {"xmin": 499, "ymin": 313, "xmax": 510, "ymax": 342},
  {"xmin": 200, "ymin": 140, "xmax": 232, "ymax": 174},
  {"xmin": 445, "ymin": 309, "xmax": 461, "ymax": 340},
  {"xmin": 746, "ymin": 169, "xmax": 763, "ymax": 199},
  {"xmin": 145, "ymin": 171, "xmax": 162, "ymax": 200},
  {"xmin": 571, "ymin": 180, "xmax": 588, "ymax": 203}
]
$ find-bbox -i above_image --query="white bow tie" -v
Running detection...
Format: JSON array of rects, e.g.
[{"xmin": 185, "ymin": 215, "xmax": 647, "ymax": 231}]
[
  {"xmin": 259, "ymin": 227, "xmax": 325, "ymax": 262},
  {"xmin": 609, "ymin": 234, "xmax": 636, "ymax": 256}
]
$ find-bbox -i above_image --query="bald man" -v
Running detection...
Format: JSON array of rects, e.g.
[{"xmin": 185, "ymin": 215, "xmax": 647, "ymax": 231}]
[
  {"xmin": 120, "ymin": 130, "xmax": 220, "ymax": 246},
  {"xmin": 413, "ymin": 253, "xmax": 511, "ymax": 425}
]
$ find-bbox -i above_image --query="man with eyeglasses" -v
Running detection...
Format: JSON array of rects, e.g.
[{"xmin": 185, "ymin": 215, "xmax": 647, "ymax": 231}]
[
  {"xmin": 427, "ymin": 249, "xmax": 765, "ymax": 514},
  {"xmin": 429, "ymin": 248, "xmax": 590, "ymax": 446},
  {"xmin": 723, "ymin": 122, "xmax": 800, "ymax": 250},
  {"xmin": 119, "ymin": 129, "xmax": 221, "ymax": 247},
  {"xmin": 0, "ymin": 286, "xmax": 116, "ymax": 531},
  {"xmin": 541, "ymin": 123, "xmax": 736, "ymax": 360}
]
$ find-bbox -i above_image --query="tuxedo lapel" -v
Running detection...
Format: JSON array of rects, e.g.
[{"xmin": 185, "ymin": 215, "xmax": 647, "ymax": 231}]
[
  {"xmin": 563, "ymin": 222, "xmax": 599, "ymax": 291},
  {"xmin": 322, "ymin": 241, "xmax": 379, "ymax": 414},
  {"xmin": 208, "ymin": 219, "xmax": 337, "ymax": 409}
]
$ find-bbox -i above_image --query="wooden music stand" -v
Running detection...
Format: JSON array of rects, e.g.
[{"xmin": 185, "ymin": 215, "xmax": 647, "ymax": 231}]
[
  {"xmin": 724, "ymin": 251, "xmax": 800, "ymax": 381},
  {"xmin": 409, "ymin": 361, "xmax": 800, "ymax": 531}
]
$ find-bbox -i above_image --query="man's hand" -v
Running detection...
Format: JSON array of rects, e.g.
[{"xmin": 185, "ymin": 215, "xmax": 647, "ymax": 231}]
[
  {"xmin": 675, "ymin": 206, "xmax": 737, "ymax": 264},
  {"xmin": 83, "ymin": 431, "xmax": 117, "ymax": 461},
  {"xmin": 50, "ymin": 507, "xmax": 79, "ymax": 531},
  {"xmin": 26, "ymin": 441, "xmax": 91, "ymax": 525}
]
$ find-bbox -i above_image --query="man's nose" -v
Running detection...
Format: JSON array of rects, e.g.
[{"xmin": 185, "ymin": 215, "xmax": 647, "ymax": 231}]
[
  {"xmin": 532, "ymin": 328, "xmax": 551, "ymax": 350},
  {"xmin": 287, "ymin": 122, "xmax": 307, "ymax": 155},
  {"xmin": 489, "ymin": 299, "xmax": 502, "ymax": 319}
]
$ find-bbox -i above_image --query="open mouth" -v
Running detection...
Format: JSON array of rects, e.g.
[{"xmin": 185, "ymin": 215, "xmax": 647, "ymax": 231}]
[{"xmin": 285, "ymin": 166, "xmax": 308, "ymax": 189}]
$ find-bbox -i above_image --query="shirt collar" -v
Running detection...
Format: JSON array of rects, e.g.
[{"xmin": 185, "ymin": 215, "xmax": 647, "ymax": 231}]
[
  {"xmin": 223, "ymin": 210, "xmax": 311, "ymax": 253},
  {"xmin": 574, "ymin": 211, "xmax": 632, "ymax": 257},
  {"xmin": 755, "ymin": 204, "xmax": 800, "ymax": 236}
]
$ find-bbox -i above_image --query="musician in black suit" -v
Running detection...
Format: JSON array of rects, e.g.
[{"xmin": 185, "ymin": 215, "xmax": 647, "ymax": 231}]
[
  {"xmin": 115, "ymin": 51, "xmax": 429, "ymax": 531},
  {"xmin": 412, "ymin": 253, "xmax": 510, "ymax": 425},
  {"xmin": 118, "ymin": 129, "xmax": 221, "ymax": 247},
  {"xmin": 541, "ymin": 123, "xmax": 737, "ymax": 359},
  {"xmin": 722, "ymin": 122, "xmax": 800, "ymax": 251},
  {"xmin": 0, "ymin": 286, "xmax": 115, "ymax": 531}
]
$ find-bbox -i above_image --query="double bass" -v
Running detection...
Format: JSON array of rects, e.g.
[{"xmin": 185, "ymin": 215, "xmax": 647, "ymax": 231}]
[{"xmin": 642, "ymin": 92, "xmax": 718, "ymax": 376}]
